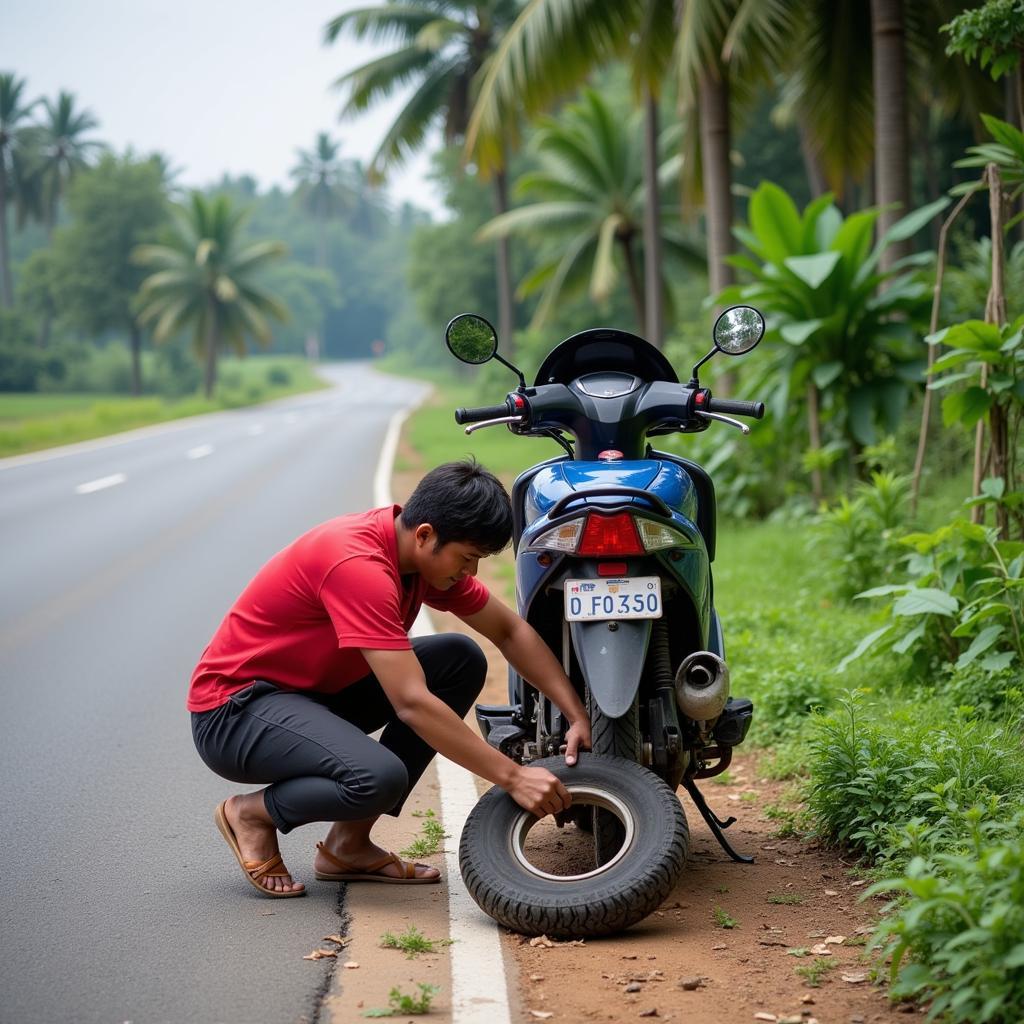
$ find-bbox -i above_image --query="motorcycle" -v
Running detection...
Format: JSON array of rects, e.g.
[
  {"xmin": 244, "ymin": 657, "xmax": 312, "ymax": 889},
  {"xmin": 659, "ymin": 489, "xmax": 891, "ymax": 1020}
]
[{"xmin": 446, "ymin": 307, "xmax": 767, "ymax": 938}]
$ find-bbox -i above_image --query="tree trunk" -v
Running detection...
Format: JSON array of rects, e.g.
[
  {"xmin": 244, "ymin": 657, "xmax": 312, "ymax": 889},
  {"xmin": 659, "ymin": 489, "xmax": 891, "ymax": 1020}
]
[
  {"xmin": 798, "ymin": 123, "xmax": 828, "ymax": 199},
  {"xmin": 0, "ymin": 163, "xmax": 12, "ymax": 307},
  {"xmin": 315, "ymin": 225, "xmax": 327, "ymax": 358},
  {"xmin": 493, "ymin": 169, "xmax": 515, "ymax": 357},
  {"xmin": 699, "ymin": 68, "xmax": 734, "ymax": 301},
  {"xmin": 642, "ymin": 88, "xmax": 664, "ymax": 348},
  {"xmin": 619, "ymin": 235, "xmax": 646, "ymax": 336},
  {"xmin": 203, "ymin": 306, "xmax": 218, "ymax": 399},
  {"xmin": 870, "ymin": 0, "xmax": 912, "ymax": 270},
  {"xmin": 129, "ymin": 322, "xmax": 142, "ymax": 397},
  {"xmin": 699, "ymin": 66, "xmax": 735, "ymax": 392},
  {"xmin": 806, "ymin": 381, "xmax": 824, "ymax": 503}
]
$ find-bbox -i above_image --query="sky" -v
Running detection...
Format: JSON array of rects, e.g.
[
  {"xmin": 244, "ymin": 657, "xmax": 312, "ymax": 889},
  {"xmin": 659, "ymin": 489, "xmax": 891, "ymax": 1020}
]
[{"xmin": 3, "ymin": 0, "xmax": 445, "ymax": 215}]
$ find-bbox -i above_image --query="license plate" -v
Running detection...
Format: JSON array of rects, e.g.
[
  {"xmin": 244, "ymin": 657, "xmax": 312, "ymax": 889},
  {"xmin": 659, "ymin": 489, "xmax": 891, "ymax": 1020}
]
[{"xmin": 564, "ymin": 577, "xmax": 663, "ymax": 621}]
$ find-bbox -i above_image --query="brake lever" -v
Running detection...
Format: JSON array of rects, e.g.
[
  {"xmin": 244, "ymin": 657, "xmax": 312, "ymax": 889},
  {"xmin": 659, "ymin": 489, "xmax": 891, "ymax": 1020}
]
[
  {"xmin": 694, "ymin": 410, "xmax": 751, "ymax": 435},
  {"xmin": 464, "ymin": 415, "xmax": 526, "ymax": 435}
]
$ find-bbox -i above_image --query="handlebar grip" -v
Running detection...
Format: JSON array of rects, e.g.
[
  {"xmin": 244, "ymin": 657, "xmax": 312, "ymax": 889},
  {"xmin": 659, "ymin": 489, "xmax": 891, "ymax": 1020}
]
[
  {"xmin": 706, "ymin": 398, "xmax": 765, "ymax": 419},
  {"xmin": 454, "ymin": 402, "xmax": 512, "ymax": 425}
]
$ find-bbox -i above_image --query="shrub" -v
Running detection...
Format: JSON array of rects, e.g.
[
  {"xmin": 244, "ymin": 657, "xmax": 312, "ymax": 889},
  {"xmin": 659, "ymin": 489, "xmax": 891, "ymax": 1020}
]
[
  {"xmin": 265, "ymin": 364, "xmax": 292, "ymax": 387},
  {"xmin": 870, "ymin": 809, "xmax": 1024, "ymax": 1024}
]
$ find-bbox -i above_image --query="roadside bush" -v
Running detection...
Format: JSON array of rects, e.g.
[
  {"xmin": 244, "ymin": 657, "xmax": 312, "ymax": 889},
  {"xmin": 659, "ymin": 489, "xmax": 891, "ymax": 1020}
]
[
  {"xmin": 870, "ymin": 808, "xmax": 1024, "ymax": 1024},
  {"xmin": 755, "ymin": 664, "xmax": 833, "ymax": 740},
  {"xmin": 816, "ymin": 470, "xmax": 911, "ymax": 599},
  {"xmin": 806, "ymin": 693, "xmax": 1024, "ymax": 864},
  {"xmin": 265, "ymin": 364, "xmax": 292, "ymax": 387}
]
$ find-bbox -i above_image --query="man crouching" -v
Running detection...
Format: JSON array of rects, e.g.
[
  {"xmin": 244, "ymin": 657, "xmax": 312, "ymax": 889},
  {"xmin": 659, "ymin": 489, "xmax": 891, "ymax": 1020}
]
[{"xmin": 188, "ymin": 459, "xmax": 590, "ymax": 896}]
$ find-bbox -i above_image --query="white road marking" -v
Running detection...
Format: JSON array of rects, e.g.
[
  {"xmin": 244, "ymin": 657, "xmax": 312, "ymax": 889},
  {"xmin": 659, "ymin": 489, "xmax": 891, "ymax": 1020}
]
[
  {"xmin": 186, "ymin": 444, "xmax": 214, "ymax": 460},
  {"xmin": 247, "ymin": 423, "xmax": 265, "ymax": 436},
  {"xmin": 375, "ymin": 401, "xmax": 513, "ymax": 1024},
  {"xmin": 75, "ymin": 473, "xmax": 127, "ymax": 495}
]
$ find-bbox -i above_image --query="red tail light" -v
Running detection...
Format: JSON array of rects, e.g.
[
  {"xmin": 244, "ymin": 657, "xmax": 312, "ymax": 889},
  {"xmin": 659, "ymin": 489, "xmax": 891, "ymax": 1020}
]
[{"xmin": 577, "ymin": 512, "xmax": 644, "ymax": 556}]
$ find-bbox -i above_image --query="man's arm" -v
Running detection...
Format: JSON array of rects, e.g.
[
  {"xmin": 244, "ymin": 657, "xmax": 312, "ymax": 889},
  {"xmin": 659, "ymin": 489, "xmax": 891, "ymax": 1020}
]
[
  {"xmin": 461, "ymin": 595, "xmax": 592, "ymax": 762},
  {"xmin": 361, "ymin": 647, "xmax": 571, "ymax": 818}
]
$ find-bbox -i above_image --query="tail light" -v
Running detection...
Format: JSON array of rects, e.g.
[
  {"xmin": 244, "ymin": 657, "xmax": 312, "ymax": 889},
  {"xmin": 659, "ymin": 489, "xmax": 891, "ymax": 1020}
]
[{"xmin": 530, "ymin": 512, "xmax": 688, "ymax": 555}]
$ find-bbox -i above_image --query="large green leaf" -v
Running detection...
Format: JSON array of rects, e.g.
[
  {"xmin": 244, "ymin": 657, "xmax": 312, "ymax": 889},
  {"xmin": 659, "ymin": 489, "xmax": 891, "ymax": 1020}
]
[
  {"xmin": 893, "ymin": 589, "xmax": 959, "ymax": 617},
  {"xmin": 783, "ymin": 251, "xmax": 841, "ymax": 289},
  {"xmin": 942, "ymin": 387, "xmax": 993, "ymax": 429},
  {"xmin": 749, "ymin": 182, "xmax": 804, "ymax": 264},
  {"xmin": 847, "ymin": 386, "xmax": 876, "ymax": 446},
  {"xmin": 955, "ymin": 624, "xmax": 1005, "ymax": 669},
  {"xmin": 837, "ymin": 625, "xmax": 893, "ymax": 673},
  {"xmin": 812, "ymin": 360, "xmax": 843, "ymax": 389},
  {"xmin": 879, "ymin": 196, "xmax": 951, "ymax": 248},
  {"xmin": 941, "ymin": 320, "xmax": 1004, "ymax": 352},
  {"xmin": 980, "ymin": 114, "xmax": 1024, "ymax": 162},
  {"xmin": 780, "ymin": 318, "xmax": 824, "ymax": 345}
]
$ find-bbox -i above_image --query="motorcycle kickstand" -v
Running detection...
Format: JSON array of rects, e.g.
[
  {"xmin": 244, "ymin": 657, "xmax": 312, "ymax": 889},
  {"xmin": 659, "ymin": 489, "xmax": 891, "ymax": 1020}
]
[{"xmin": 682, "ymin": 778, "xmax": 755, "ymax": 864}]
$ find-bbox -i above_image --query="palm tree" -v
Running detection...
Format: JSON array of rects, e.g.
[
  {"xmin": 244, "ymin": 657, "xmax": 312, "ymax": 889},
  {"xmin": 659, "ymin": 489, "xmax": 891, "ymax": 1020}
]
[
  {"xmin": 466, "ymin": 0, "xmax": 764, "ymax": 344},
  {"xmin": 323, "ymin": 0, "xmax": 521, "ymax": 346},
  {"xmin": 478, "ymin": 90, "xmax": 704, "ymax": 331},
  {"xmin": 134, "ymin": 193, "xmax": 289, "ymax": 398},
  {"xmin": 36, "ymin": 91, "xmax": 104, "ymax": 234},
  {"xmin": 0, "ymin": 73, "xmax": 38, "ymax": 307},
  {"xmin": 290, "ymin": 132, "xmax": 359, "ymax": 269}
]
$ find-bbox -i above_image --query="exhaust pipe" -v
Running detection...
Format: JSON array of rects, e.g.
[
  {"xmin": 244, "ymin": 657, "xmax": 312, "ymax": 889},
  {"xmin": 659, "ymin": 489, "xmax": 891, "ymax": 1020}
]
[{"xmin": 674, "ymin": 651, "xmax": 730, "ymax": 721}]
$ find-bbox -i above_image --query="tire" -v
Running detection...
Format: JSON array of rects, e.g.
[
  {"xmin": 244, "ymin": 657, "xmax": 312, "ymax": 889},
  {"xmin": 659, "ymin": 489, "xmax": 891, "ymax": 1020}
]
[
  {"xmin": 589, "ymin": 696, "xmax": 641, "ymax": 864},
  {"xmin": 459, "ymin": 753, "xmax": 689, "ymax": 939}
]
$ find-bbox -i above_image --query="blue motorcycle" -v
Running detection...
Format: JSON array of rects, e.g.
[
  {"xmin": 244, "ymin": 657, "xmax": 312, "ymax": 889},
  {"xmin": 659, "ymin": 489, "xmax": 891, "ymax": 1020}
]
[{"xmin": 446, "ymin": 307, "xmax": 766, "ymax": 937}]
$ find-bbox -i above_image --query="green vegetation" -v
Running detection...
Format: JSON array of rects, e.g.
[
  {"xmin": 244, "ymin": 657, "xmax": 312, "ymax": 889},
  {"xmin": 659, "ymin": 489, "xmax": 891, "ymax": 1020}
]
[
  {"xmin": 712, "ymin": 907, "xmax": 738, "ymax": 929},
  {"xmin": 0, "ymin": 357, "xmax": 325, "ymax": 457},
  {"xmin": 795, "ymin": 958, "xmax": 835, "ymax": 988},
  {"xmin": 363, "ymin": 983, "xmax": 440, "ymax": 1017},
  {"xmin": 399, "ymin": 808, "xmax": 449, "ymax": 859},
  {"xmin": 766, "ymin": 892, "xmax": 805, "ymax": 906},
  {"xmin": 380, "ymin": 925, "xmax": 454, "ymax": 959}
]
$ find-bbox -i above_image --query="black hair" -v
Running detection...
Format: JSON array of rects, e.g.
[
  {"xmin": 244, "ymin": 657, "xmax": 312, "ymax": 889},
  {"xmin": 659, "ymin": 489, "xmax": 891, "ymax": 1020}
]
[{"xmin": 400, "ymin": 459, "xmax": 512, "ymax": 553}]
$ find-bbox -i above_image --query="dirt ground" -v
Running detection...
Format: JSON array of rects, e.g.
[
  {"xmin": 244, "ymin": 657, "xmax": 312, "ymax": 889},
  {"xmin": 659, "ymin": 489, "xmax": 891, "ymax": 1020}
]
[{"xmin": 391, "ymin": 461, "xmax": 916, "ymax": 1024}]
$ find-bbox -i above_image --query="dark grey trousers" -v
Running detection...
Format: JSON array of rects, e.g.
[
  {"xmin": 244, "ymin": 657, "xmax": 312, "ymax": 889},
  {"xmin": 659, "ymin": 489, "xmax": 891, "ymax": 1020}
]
[{"xmin": 191, "ymin": 633, "xmax": 487, "ymax": 832}]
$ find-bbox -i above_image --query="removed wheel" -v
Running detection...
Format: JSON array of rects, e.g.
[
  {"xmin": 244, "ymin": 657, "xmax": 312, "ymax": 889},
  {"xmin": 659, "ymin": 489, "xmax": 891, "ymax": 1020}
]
[{"xmin": 459, "ymin": 753, "xmax": 688, "ymax": 938}]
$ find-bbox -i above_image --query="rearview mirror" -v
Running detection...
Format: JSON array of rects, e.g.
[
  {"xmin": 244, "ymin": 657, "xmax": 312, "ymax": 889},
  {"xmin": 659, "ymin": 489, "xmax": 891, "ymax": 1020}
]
[
  {"xmin": 713, "ymin": 305, "xmax": 765, "ymax": 355},
  {"xmin": 446, "ymin": 314, "xmax": 498, "ymax": 364}
]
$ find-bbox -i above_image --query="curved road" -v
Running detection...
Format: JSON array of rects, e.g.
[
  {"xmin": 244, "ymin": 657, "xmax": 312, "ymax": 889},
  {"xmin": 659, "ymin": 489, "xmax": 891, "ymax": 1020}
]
[{"xmin": 0, "ymin": 364, "xmax": 428, "ymax": 1024}]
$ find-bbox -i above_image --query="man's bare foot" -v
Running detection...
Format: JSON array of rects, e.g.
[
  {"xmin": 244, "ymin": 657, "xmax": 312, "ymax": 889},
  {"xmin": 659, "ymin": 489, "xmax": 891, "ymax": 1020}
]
[
  {"xmin": 224, "ymin": 793, "xmax": 305, "ymax": 894},
  {"xmin": 314, "ymin": 822, "xmax": 439, "ymax": 881}
]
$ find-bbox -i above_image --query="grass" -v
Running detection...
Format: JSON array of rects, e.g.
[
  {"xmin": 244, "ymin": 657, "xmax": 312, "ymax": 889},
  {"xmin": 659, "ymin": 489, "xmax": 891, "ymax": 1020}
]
[
  {"xmin": 363, "ymin": 983, "xmax": 440, "ymax": 1017},
  {"xmin": 795, "ymin": 958, "xmax": 835, "ymax": 987},
  {"xmin": 766, "ymin": 892, "xmax": 805, "ymax": 905},
  {"xmin": 399, "ymin": 808, "xmax": 449, "ymax": 858},
  {"xmin": 380, "ymin": 925, "xmax": 454, "ymax": 959},
  {"xmin": 0, "ymin": 357, "xmax": 327, "ymax": 458},
  {"xmin": 713, "ymin": 907, "xmax": 738, "ymax": 929}
]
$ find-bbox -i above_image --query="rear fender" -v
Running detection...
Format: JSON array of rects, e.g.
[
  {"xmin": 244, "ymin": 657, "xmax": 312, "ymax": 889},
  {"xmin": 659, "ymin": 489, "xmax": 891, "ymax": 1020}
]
[{"xmin": 570, "ymin": 618, "xmax": 653, "ymax": 718}]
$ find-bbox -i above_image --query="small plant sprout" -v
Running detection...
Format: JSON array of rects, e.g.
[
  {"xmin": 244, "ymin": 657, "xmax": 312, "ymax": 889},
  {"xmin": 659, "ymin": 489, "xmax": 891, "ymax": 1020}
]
[
  {"xmin": 767, "ymin": 892, "xmax": 805, "ymax": 905},
  {"xmin": 400, "ymin": 809, "xmax": 449, "ymax": 858},
  {"xmin": 713, "ymin": 907, "xmax": 738, "ymax": 929},
  {"xmin": 380, "ymin": 925, "xmax": 454, "ymax": 959},
  {"xmin": 795, "ymin": 958, "xmax": 835, "ymax": 987},
  {"xmin": 363, "ymin": 983, "xmax": 440, "ymax": 1017}
]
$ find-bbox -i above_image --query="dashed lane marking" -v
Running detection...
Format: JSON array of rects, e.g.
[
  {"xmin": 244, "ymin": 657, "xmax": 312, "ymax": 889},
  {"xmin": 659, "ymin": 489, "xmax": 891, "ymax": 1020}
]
[
  {"xmin": 186, "ymin": 444, "xmax": 214, "ymax": 460},
  {"xmin": 74, "ymin": 473, "xmax": 127, "ymax": 495}
]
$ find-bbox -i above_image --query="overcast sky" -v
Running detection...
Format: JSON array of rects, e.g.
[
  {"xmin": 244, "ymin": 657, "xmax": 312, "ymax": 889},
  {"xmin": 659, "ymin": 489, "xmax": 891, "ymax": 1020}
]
[{"xmin": 4, "ymin": 0, "xmax": 445, "ymax": 215}]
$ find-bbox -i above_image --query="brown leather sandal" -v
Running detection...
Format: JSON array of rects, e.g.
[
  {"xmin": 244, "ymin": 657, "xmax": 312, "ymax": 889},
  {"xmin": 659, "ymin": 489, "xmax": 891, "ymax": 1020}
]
[
  {"xmin": 314, "ymin": 842, "xmax": 440, "ymax": 884},
  {"xmin": 214, "ymin": 800, "xmax": 305, "ymax": 898}
]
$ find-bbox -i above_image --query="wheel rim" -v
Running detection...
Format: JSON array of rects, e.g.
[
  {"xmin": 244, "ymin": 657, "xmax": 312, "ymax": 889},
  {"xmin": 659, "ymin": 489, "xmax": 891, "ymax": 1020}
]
[{"xmin": 510, "ymin": 785, "xmax": 636, "ymax": 882}]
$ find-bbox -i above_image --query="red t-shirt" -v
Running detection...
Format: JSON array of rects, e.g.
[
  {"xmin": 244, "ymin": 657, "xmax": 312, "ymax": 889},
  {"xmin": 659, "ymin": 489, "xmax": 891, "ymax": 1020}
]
[{"xmin": 187, "ymin": 505, "xmax": 490, "ymax": 712}]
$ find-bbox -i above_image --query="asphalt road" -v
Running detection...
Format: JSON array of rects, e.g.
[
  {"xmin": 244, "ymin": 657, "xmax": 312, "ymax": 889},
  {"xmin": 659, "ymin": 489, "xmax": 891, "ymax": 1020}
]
[{"xmin": 0, "ymin": 363, "xmax": 428, "ymax": 1024}]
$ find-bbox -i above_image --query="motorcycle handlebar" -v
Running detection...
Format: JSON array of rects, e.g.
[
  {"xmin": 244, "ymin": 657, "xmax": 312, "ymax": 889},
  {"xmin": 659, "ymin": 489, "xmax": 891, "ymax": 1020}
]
[
  {"xmin": 454, "ymin": 402, "xmax": 512, "ymax": 425},
  {"xmin": 705, "ymin": 397, "xmax": 765, "ymax": 419}
]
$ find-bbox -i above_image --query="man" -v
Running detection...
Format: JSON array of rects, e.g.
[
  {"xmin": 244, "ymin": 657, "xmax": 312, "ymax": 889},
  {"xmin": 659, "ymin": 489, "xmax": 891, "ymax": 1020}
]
[{"xmin": 189, "ymin": 460, "xmax": 591, "ymax": 897}]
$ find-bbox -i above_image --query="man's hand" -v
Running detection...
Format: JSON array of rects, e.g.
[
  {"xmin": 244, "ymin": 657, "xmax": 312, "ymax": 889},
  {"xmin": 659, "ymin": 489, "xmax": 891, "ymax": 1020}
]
[
  {"xmin": 507, "ymin": 765, "xmax": 572, "ymax": 818},
  {"xmin": 563, "ymin": 718, "xmax": 591, "ymax": 766}
]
